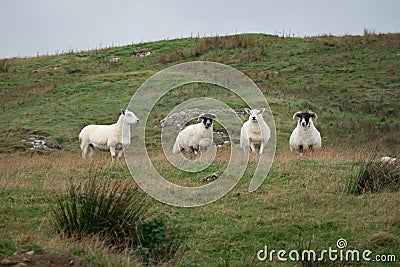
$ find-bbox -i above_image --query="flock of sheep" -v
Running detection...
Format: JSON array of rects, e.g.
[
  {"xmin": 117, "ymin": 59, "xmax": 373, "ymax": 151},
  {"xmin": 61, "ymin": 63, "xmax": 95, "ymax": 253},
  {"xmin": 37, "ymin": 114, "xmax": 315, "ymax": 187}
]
[{"xmin": 78, "ymin": 108, "xmax": 322, "ymax": 161}]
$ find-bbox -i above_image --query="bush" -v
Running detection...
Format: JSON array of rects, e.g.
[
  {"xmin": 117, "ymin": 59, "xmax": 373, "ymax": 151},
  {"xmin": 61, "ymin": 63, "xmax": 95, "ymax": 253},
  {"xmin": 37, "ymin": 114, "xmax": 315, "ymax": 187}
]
[
  {"xmin": 349, "ymin": 159, "xmax": 400, "ymax": 195},
  {"xmin": 51, "ymin": 173, "xmax": 184, "ymax": 264}
]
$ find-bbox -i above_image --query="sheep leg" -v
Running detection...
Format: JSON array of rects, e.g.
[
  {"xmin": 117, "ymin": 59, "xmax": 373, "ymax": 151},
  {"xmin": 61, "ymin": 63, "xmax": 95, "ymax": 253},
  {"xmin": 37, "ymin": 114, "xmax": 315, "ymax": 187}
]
[
  {"xmin": 81, "ymin": 143, "xmax": 89, "ymax": 158},
  {"xmin": 110, "ymin": 146, "xmax": 116, "ymax": 162},
  {"xmin": 117, "ymin": 148, "xmax": 124, "ymax": 159},
  {"xmin": 299, "ymin": 145, "xmax": 304, "ymax": 156},
  {"xmin": 259, "ymin": 142, "xmax": 264, "ymax": 155},
  {"xmin": 250, "ymin": 142, "xmax": 256, "ymax": 154},
  {"xmin": 89, "ymin": 146, "xmax": 95, "ymax": 157},
  {"xmin": 190, "ymin": 145, "xmax": 198, "ymax": 155},
  {"xmin": 172, "ymin": 142, "xmax": 181, "ymax": 154}
]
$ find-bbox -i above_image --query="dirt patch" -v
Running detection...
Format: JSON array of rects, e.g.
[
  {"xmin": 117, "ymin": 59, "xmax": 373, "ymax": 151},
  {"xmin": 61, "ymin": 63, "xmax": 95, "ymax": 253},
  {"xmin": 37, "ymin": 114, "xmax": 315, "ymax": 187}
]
[{"xmin": 0, "ymin": 250, "xmax": 86, "ymax": 267}]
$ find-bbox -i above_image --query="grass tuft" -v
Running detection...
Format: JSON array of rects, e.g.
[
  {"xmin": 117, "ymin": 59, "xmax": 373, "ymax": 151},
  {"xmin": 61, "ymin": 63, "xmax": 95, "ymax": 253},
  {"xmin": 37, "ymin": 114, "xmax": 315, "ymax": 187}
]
[
  {"xmin": 50, "ymin": 172, "xmax": 184, "ymax": 264},
  {"xmin": 348, "ymin": 159, "xmax": 400, "ymax": 195},
  {"xmin": 51, "ymin": 174, "xmax": 148, "ymax": 248}
]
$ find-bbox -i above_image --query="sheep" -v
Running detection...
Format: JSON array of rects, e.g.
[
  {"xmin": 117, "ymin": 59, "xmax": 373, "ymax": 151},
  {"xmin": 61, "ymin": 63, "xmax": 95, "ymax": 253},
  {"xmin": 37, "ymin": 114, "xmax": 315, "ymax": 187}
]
[
  {"xmin": 172, "ymin": 113, "xmax": 216, "ymax": 155},
  {"xmin": 240, "ymin": 108, "xmax": 271, "ymax": 154},
  {"xmin": 79, "ymin": 109, "xmax": 139, "ymax": 161},
  {"xmin": 380, "ymin": 156, "xmax": 397, "ymax": 164},
  {"xmin": 289, "ymin": 111, "xmax": 321, "ymax": 154}
]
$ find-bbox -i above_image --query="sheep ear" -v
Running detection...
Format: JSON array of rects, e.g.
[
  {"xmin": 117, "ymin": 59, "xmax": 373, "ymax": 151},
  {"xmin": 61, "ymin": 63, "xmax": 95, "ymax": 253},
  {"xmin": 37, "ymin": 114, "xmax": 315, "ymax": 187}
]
[
  {"xmin": 258, "ymin": 108, "xmax": 265, "ymax": 114},
  {"xmin": 198, "ymin": 114, "xmax": 205, "ymax": 121},
  {"xmin": 309, "ymin": 111, "xmax": 318, "ymax": 120},
  {"xmin": 121, "ymin": 109, "xmax": 125, "ymax": 115},
  {"xmin": 293, "ymin": 111, "xmax": 302, "ymax": 120},
  {"xmin": 210, "ymin": 113, "xmax": 216, "ymax": 119},
  {"xmin": 244, "ymin": 108, "xmax": 251, "ymax": 114}
]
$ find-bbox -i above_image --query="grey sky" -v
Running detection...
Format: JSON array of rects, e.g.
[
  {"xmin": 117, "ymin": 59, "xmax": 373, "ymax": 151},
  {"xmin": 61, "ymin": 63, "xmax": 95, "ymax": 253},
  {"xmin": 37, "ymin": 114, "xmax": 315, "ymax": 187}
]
[{"xmin": 1, "ymin": 0, "xmax": 399, "ymax": 58}]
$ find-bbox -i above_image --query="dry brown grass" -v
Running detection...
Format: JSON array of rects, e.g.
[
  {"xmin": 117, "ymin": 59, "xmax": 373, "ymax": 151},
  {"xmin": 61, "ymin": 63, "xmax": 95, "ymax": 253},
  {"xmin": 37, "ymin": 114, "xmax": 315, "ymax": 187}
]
[
  {"xmin": 0, "ymin": 146, "xmax": 383, "ymax": 202},
  {"xmin": 43, "ymin": 235, "xmax": 143, "ymax": 267},
  {"xmin": 0, "ymin": 152, "xmax": 113, "ymax": 191},
  {"xmin": 1, "ymin": 147, "xmax": 399, "ymax": 266},
  {"xmin": 0, "ymin": 146, "xmax": 372, "ymax": 187}
]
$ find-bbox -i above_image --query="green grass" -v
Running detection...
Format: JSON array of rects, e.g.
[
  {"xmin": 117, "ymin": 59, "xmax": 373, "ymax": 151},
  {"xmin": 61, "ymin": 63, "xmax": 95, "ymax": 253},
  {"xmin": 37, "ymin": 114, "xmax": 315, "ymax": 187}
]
[
  {"xmin": 0, "ymin": 33, "xmax": 399, "ymax": 266},
  {"xmin": 2, "ymin": 33, "xmax": 400, "ymax": 153}
]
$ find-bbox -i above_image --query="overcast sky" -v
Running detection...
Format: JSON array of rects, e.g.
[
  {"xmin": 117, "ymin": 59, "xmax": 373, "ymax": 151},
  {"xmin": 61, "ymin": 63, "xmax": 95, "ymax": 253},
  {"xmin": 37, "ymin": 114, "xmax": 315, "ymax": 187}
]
[{"xmin": 1, "ymin": 0, "xmax": 399, "ymax": 58}]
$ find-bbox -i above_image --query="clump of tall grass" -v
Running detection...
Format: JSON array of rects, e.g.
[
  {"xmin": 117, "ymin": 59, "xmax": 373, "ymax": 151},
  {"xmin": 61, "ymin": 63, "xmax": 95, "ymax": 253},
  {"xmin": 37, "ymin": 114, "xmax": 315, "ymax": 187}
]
[
  {"xmin": 51, "ymin": 173, "xmax": 183, "ymax": 264},
  {"xmin": 348, "ymin": 158, "xmax": 400, "ymax": 195},
  {"xmin": 51, "ymin": 177, "xmax": 146, "ymax": 248}
]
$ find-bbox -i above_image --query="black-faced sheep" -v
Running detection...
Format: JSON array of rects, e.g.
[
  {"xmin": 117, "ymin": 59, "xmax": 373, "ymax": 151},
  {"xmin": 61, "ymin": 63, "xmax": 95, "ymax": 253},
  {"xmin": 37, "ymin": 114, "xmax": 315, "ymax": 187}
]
[
  {"xmin": 172, "ymin": 113, "xmax": 216, "ymax": 155},
  {"xmin": 289, "ymin": 111, "xmax": 321, "ymax": 154}
]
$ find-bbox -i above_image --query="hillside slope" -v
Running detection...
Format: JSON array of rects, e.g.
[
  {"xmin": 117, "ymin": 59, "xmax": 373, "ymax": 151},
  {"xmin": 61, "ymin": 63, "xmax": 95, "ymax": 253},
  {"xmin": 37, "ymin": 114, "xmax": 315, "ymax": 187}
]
[
  {"xmin": 1, "ymin": 33, "xmax": 400, "ymax": 266},
  {"xmin": 1, "ymin": 33, "xmax": 399, "ymax": 154}
]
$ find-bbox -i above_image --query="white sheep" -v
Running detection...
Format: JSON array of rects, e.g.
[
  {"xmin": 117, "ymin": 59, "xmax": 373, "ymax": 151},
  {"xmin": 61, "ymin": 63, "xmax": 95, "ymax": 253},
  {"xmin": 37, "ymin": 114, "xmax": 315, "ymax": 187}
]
[
  {"xmin": 240, "ymin": 108, "xmax": 270, "ymax": 154},
  {"xmin": 79, "ymin": 109, "xmax": 139, "ymax": 161},
  {"xmin": 172, "ymin": 114, "xmax": 216, "ymax": 155},
  {"xmin": 289, "ymin": 111, "xmax": 321, "ymax": 154}
]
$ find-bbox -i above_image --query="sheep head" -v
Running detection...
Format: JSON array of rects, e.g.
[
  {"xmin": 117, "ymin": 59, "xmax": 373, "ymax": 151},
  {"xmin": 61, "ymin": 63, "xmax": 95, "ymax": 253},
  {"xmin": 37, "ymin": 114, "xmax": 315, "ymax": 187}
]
[
  {"xmin": 293, "ymin": 111, "xmax": 318, "ymax": 127},
  {"xmin": 121, "ymin": 109, "xmax": 140, "ymax": 125},
  {"xmin": 199, "ymin": 113, "xmax": 216, "ymax": 129},
  {"xmin": 245, "ymin": 108, "xmax": 265, "ymax": 122}
]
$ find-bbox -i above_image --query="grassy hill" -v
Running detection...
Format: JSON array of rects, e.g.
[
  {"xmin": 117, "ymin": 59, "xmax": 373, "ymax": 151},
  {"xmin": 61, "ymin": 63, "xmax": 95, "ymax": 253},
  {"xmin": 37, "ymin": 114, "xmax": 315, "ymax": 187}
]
[{"xmin": 0, "ymin": 33, "xmax": 399, "ymax": 266}]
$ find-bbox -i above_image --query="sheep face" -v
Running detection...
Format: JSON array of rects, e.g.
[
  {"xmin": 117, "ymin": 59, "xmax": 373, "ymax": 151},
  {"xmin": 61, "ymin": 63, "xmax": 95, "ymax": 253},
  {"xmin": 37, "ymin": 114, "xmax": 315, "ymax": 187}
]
[
  {"xmin": 199, "ymin": 114, "xmax": 216, "ymax": 129},
  {"xmin": 289, "ymin": 111, "xmax": 321, "ymax": 154},
  {"xmin": 293, "ymin": 111, "xmax": 317, "ymax": 128},
  {"xmin": 245, "ymin": 108, "xmax": 265, "ymax": 122},
  {"xmin": 122, "ymin": 109, "xmax": 140, "ymax": 125}
]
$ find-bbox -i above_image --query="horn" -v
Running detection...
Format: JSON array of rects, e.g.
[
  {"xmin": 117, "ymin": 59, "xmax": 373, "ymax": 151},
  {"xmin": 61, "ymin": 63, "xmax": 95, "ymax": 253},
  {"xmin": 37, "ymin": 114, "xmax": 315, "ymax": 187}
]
[
  {"xmin": 293, "ymin": 111, "xmax": 302, "ymax": 120},
  {"xmin": 308, "ymin": 111, "xmax": 318, "ymax": 120},
  {"xmin": 198, "ymin": 114, "xmax": 205, "ymax": 121}
]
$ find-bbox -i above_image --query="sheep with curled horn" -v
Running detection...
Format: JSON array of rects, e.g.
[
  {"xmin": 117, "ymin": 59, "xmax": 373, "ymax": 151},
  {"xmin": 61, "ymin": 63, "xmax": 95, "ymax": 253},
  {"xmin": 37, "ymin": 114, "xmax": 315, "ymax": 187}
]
[{"xmin": 289, "ymin": 111, "xmax": 321, "ymax": 154}]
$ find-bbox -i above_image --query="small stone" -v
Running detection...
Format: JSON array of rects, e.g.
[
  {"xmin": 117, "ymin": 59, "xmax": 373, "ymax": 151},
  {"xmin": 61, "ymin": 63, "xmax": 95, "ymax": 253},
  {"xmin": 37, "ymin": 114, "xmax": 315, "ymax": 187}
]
[
  {"xmin": 22, "ymin": 256, "xmax": 31, "ymax": 262},
  {"xmin": 204, "ymin": 172, "xmax": 219, "ymax": 183},
  {"xmin": 26, "ymin": 250, "xmax": 35, "ymax": 256}
]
